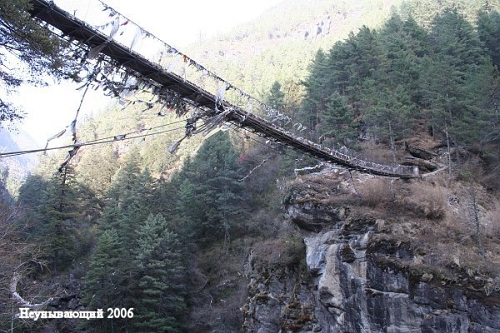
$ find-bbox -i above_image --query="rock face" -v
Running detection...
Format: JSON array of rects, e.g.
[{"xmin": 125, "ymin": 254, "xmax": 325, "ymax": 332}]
[
  {"xmin": 302, "ymin": 224, "xmax": 500, "ymax": 333},
  {"xmin": 242, "ymin": 171, "xmax": 500, "ymax": 333}
]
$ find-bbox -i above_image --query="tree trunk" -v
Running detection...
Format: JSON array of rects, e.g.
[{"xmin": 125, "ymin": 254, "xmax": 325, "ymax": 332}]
[
  {"xmin": 470, "ymin": 186, "xmax": 485, "ymax": 259},
  {"xmin": 445, "ymin": 126, "xmax": 452, "ymax": 185},
  {"xmin": 389, "ymin": 120, "xmax": 397, "ymax": 166}
]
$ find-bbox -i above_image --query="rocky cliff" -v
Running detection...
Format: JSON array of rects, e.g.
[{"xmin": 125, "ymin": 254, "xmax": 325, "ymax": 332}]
[{"xmin": 242, "ymin": 168, "xmax": 500, "ymax": 332}]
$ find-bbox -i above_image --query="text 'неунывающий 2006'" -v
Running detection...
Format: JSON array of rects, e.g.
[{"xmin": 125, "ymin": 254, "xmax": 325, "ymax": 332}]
[{"xmin": 18, "ymin": 308, "xmax": 135, "ymax": 321}]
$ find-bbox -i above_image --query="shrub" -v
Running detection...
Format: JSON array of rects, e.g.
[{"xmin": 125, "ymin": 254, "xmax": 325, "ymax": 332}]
[
  {"xmin": 357, "ymin": 178, "xmax": 393, "ymax": 208},
  {"xmin": 251, "ymin": 235, "xmax": 305, "ymax": 271},
  {"xmin": 484, "ymin": 204, "xmax": 500, "ymax": 239},
  {"xmin": 400, "ymin": 182, "xmax": 446, "ymax": 220}
]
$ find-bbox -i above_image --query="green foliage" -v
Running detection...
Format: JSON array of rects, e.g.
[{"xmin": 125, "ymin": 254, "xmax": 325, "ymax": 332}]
[
  {"xmin": 0, "ymin": 0, "xmax": 82, "ymax": 123},
  {"xmin": 298, "ymin": 49, "xmax": 330, "ymax": 138},
  {"xmin": 84, "ymin": 165, "xmax": 187, "ymax": 332},
  {"xmin": 17, "ymin": 169, "xmax": 84, "ymax": 272},
  {"xmin": 84, "ymin": 230, "xmax": 122, "ymax": 308},
  {"xmin": 83, "ymin": 229, "xmax": 125, "ymax": 332},
  {"xmin": 173, "ymin": 131, "xmax": 248, "ymax": 246},
  {"xmin": 299, "ymin": 7, "xmax": 500, "ymax": 152},
  {"xmin": 133, "ymin": 214, "xmax": 186, "ymax": 333},
  {"xmin": 478, "ymin": 9, "xmax": 500, "ymax": 69},
  {"xmin": 267, "ymin": 81, "xmax": 286, "ymax": 111},
  {"xmin": 422, "ymin": 9, "xmax": 495, "ymax": 145},
  {"xmin": 103, "ymin": 151, "xmax": 154, "ymax": 249},
  {"xmin": 319, "ymin": 91, "xmax": 357, "ymax": 145},
  {"xmin": 76, "ymin": 146, "xmax": 118, "ymax": 200}
]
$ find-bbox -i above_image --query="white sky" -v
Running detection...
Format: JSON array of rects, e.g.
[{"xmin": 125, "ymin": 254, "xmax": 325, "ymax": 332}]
[{"xmin": 11, "ymin": 0, "xmax": 282, "ymax": 146}]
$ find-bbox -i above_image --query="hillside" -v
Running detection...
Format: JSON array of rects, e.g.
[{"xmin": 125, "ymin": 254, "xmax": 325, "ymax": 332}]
[
  {"xmin": 186, "ymin": 0, "xmax": 500, "ymax": 100},
  {"xmin": 0, "ymin": 128, "xmax": 37, "ymax": 195}
]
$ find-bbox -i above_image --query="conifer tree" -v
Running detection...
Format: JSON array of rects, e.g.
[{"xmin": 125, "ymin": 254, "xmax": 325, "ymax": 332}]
[
  {"xmin": 174, "ymin": 131, "xmax": 247, "ymax": 246},
  {"xmin": 266, "ymin": 81, "xmax": 286, "ymax": 111},
  {"xmin": 319, "ymin": 92, "xmax": 356, "ymax": 146},
  {"xmin": 299, "ymin": 49, "xmax": 330, "ymax": 139},
  {"xmin": 17, "ymin": 170, "xmax": 81, "ymax": 272},
  {"xmin": 95, "ymin": 152, "xmax": 154, "ymax": 313},
  {"xmin": 103, "ymin": 151, "xmax": 152, "ymax": 251},
  {"xmin": 76, "ymin": 146, "xmax": 119, "ymax": 200},
  {"xmin": 0, "ymin": 0, "xmax": 81, "ymax": 122},
  {"xmin": 266, "ymin": 81, "xmax": 289, "ymax": 128},
  {"xmin": 378, "ymin": 13, "xmax": 428, "ymax": 107},
  {"xmin": 17, "ymin": 174, "xmax": 48, "ymax": 233},
  {"xmin": 133, "ymin": 213, "xmax": 186, "ymax": 333},
  {"xmin": 423, "ymin": 9, "xmax": 491, "ymax": 146},
  {"xmin": 478, "ymin": 9, "xmax": 500, "ymax": 70},
  {"xmin": 83, "ymin": 230, "xmax": 123, "ymax": 332}
]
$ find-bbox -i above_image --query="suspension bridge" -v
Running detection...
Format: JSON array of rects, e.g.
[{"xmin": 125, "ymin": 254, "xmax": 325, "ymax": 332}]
[{"xmin": 28, "ymin": 0, "xmax": 420, "ymax": 178}]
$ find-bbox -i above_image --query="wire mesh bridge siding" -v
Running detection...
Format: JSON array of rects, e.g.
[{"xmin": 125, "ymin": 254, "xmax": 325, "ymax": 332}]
[{"xmin": 30, "ymin": 0, "xmax": 419, "ymax": 179}]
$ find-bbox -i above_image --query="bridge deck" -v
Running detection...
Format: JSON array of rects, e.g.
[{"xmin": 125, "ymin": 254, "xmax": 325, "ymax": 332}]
[{"xmin": 29, "ymin": 0, "xmax": 418, "ymax": 178}]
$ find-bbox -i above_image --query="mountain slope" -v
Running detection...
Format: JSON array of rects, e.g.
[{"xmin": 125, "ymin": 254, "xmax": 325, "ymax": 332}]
[
  {"xmin": 0, "ymin": 128, "xmax": 37, "ymax": 194},
  {"xmin": 186, "ymin": 0, "xmax": 499, "ymax": 100}
]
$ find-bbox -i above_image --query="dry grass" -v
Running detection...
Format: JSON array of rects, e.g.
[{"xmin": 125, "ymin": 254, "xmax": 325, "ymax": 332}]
[
  {"xmin": 399, "ymin": 182, "xmax": 446, "ymax": 220},
  {"xmin": 484, "ymin": 202, "xmax": 500, "ymax": 230},
  {"xmin": 358, "ymin": 140, "xmax": 407, "ymax": 164},
  {"xmin": 413, "ymin": 187, "xmax": 500, "ymax": 281},
  {"xmin": 352, "ymin": 178, "xmax": 447, "ymax": 221},
  {"xmin": 289, "ymin": 168, "xmax": 500, "ymax": 283},
  {"xmin": 351, "ymin": 175, "xmax": 499, "ymax": 281},
  {"xmin": 356, "ymin": 178, "xmax": 394, "ymax": 208},
  {"xmin": 250, "ymin": 235, "xmax": 305, "ymax": 271}
]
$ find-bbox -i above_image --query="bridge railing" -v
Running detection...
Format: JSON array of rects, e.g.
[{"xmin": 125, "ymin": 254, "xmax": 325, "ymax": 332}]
[{"xmin": 232, "ymin": 109, "xmax": 417, "ymax": 177}]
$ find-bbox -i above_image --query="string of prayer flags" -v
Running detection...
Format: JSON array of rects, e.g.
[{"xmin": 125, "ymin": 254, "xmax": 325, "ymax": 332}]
[
  {"xmin": 44, "ymin": 128, "xmax": 67, "ymax": 152},
  {"xmin": 76, "ymin": 0, "xmax": 311, "ymax": 144},
  {"xmin": 216, "ymin": 82, "xmax": 227, "ymax": 107},
  {"xmin": 168, "ymin": 137, "xmax": 184, "ymax": 154},
  {"xmin": 58, "ymin": 145, "xmax": 81, "ymax": 173}
]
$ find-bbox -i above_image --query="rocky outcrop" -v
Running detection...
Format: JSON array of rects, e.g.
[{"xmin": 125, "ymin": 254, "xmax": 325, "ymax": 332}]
[
  {"xmin": 243, "ymin": 170, "xmax": 500, "ymax": 333},
  {"xmin": 303, "ymin": 224, "xmax": 500, "ymax": 332}
]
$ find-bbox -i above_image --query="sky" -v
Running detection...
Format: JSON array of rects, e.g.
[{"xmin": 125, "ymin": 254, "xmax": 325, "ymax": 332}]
[{"xmin": 10, "ymin": 0, "xmax": 282, "ymax": 146}]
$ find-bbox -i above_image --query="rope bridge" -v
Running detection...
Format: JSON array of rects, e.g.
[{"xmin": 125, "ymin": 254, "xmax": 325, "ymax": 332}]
[{"xmin": 28, "ymin": 0, "xmax": 419, "ymax": 179}]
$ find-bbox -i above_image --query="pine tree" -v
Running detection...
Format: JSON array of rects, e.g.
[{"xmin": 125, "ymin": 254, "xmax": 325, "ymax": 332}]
[
  {"xmin": 477, "ymin": 9, "xmax": 500, "ymax": 69},
  {"xmin": 299, "ymin": 49, "xmax": 330, "ymax": 138},
  {"xmin": 378, "ymin": 13, "xmax": 428, "ymax": 108},
  {"xmin": 348, "ymin": 26, "xmax": 384, "ymax": 84},
  {"xmin": 133, "ymin": 214, "xmax": 186, "ymax": 333},
  {"xmin": 319, "ymin": 91, "xmax": 357, "ymax": 145},
  {"xmin": 0, "ymin": 0, "xmax": 81, "ymax": 122},
  {"xmin": 423, "ymin": 9, "xmax": 492, "ymax": 146},
  {"xmin": 83, "ymin": 230, "xmax": 123, "ymax": 332},
  {"xmin": 104, "ymin": 151, "xmax": 152, "ymax": 251},
  {"xmin": 76, "ymin": 146, "xmax": 119, "ymax": 200},
  {"xmin": 174, "ymin": 131, "xmax": 247, "ymax": 246},
  {"xmin": 266, "ymin": 81, "xmax": 286, "ymax": 111},
  {"xmin": 48, "ymin": 169, "xmax": 85, "ymax": 271},
  {"xmin": 266, "ymin": 81, "xmax": 288, "ymax": 128},
  {"xmin": 85, "ymin": 151, "xmax": 153, "ymax": 329},
  {"xmin": 18, "ymin": 170, "xmax": 81, "ymax": 272},
  {"xmin": 17, "ymin": 174, "xmax": 49, "ymax": 234}
]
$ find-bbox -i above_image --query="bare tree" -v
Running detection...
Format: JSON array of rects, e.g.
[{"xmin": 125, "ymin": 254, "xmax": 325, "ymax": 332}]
[
  {"xmin": 0, "ymin": 202, "xmax": 53, "ymax": 331},
  {"xmin": 469, "ymin": 186, "xmax": 485, "ymax": 259}
]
